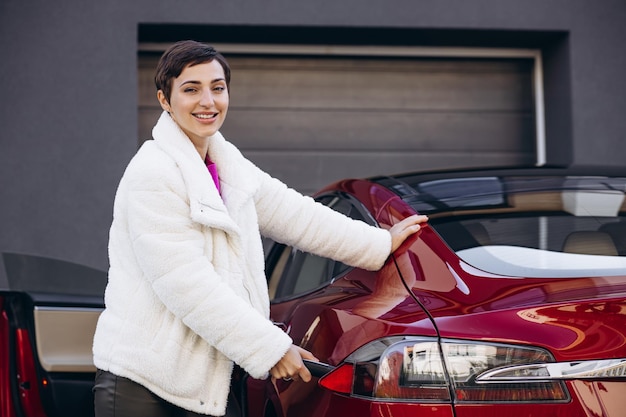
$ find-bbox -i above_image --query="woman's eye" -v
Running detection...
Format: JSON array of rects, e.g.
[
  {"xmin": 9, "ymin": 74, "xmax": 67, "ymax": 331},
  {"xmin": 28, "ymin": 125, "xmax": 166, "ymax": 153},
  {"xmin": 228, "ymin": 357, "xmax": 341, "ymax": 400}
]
[
  {"xmin": 213, "ymin": 86, "xmax": 226, "ymax": 92},
  {"xmin": 183, "ymin": 87, "xmax": 197, "ymax": 93}
]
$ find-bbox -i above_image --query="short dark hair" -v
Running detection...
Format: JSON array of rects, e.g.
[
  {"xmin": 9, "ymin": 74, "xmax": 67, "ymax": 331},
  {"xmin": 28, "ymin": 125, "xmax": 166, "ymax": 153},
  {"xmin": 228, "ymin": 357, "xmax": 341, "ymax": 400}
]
[{"xmin": 154, "ymin": 40, "xmax": 231, "ymax": 102}]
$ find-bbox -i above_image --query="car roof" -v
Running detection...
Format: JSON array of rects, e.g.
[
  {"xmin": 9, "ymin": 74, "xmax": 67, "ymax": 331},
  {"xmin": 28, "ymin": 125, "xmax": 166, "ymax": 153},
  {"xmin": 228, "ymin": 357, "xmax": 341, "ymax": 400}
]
[
  {"xmin": 370, "ymin": 165, "xmax": 626, "ymax": 215},
  {"xmin": 372, "ymin": 165, "xmax": 626, "ymax": 184}
]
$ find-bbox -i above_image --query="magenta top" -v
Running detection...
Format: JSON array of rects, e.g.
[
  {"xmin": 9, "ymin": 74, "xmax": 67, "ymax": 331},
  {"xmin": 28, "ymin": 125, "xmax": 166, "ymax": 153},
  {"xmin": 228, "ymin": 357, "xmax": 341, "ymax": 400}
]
[{"xmin": 204, "ymin": 156, "xmax": 221, "ymax": 195}]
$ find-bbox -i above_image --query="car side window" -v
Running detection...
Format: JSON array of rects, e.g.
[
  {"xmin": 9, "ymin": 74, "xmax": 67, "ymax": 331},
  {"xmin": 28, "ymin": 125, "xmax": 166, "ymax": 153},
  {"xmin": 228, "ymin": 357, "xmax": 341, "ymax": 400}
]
[{"xmin": 267, "ymin": 194, "xmax": 375, "ymax": 302}]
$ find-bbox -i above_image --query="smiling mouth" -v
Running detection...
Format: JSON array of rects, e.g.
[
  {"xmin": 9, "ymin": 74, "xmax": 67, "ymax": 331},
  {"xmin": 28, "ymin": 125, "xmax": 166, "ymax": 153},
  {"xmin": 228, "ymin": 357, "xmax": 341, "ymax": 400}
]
[{"xmin": 194, "ymin": 113, "xmax": 218, "ymax": 120}]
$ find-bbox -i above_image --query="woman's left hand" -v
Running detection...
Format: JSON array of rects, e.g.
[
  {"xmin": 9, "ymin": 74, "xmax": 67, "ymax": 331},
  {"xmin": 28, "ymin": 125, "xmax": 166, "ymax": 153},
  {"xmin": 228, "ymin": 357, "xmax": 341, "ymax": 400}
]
[
  {"xmin": 389, "ymin": 214, "xmax": 429, "ymax": 253},
  {"xmin": 270, "ymin": 345, "xmax": 318, "ymax": 383}
]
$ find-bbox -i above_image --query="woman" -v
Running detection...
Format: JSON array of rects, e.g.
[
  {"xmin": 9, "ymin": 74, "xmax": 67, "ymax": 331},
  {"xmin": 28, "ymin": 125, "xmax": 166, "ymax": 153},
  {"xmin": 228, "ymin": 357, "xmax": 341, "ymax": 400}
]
[{"xmin": 92, "ymin": 40, "xmax": 427, "ymax": 417}]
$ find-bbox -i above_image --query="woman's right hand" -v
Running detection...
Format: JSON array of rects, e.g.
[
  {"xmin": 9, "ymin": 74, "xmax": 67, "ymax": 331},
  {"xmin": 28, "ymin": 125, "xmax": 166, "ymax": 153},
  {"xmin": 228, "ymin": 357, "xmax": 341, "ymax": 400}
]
[
  {"xmin": 270, "ymin": 345, "xmax": 318, "ymax": 382},
  {"xmin": 389, "ymin": 214, "xmax": 429, "ymax": 252}
]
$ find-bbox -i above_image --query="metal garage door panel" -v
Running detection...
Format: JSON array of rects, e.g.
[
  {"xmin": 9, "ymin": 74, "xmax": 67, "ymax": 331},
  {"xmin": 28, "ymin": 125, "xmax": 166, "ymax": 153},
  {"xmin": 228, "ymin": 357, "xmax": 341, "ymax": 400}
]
[
  {"xmin": 223, "ymin": 109, "xmax": 534, "ymax": 151},
  {"xmin": 138, "ymin": 53, "xmax": 535, "ymax": 195},
  {"xmin": 229, "ymin": 57, "xmax": 532, "ymax": 111}
]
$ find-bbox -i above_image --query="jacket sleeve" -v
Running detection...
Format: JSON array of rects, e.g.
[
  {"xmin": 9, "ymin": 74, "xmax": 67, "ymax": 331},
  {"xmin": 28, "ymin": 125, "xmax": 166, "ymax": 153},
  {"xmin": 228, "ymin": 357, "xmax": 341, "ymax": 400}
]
[
  {"xmin": 123, "ymin": 157, "xmax": 291, "ymax": 378},
  {"xmin": 254, "ymin": 171, "xmax": 392, "ymax": 271}
]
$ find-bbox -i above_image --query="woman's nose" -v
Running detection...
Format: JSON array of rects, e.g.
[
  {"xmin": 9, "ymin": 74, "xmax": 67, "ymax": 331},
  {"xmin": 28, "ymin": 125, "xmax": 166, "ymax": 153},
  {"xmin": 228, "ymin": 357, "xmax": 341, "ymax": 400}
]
[{"xmin": 199, "ymin": 89, "xmax": 214, "ymax": 106}]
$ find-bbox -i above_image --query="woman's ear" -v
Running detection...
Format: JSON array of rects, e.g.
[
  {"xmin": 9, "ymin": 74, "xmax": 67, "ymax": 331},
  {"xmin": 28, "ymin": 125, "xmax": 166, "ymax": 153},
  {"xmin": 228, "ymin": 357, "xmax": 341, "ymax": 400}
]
[{"xmin": 157, "ymin": 90, "xmax": 171, "ymax": 112}]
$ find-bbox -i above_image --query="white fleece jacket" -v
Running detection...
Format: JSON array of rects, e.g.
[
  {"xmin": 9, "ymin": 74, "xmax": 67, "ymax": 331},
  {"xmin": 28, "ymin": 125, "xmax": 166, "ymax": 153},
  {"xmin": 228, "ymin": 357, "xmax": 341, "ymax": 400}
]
[{"xmin": 92, "ymin": 112, "xmax": 392, "ymax": 415}]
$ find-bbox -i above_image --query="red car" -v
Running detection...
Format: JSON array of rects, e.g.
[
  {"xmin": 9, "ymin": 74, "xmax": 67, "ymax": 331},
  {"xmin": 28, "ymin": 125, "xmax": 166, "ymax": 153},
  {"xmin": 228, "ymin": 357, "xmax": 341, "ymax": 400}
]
[{"xmin": 244, "ymin": 166, "xmax": 626, "ymax": 417}]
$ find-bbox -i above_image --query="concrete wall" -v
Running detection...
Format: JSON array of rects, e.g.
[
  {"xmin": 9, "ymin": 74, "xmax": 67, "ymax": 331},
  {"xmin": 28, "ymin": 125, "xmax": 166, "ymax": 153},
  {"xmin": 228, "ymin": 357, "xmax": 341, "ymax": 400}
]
[{"xmin": 1, "ymin": 0, "xmax": 625, "ymax": 270}]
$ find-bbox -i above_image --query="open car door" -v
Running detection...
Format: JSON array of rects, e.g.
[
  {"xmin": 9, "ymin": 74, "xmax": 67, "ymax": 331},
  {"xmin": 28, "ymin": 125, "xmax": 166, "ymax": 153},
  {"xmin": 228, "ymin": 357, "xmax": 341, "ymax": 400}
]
[{"xmin": 0, "ymin": 252, "xmax": 106, "ymax": 417}]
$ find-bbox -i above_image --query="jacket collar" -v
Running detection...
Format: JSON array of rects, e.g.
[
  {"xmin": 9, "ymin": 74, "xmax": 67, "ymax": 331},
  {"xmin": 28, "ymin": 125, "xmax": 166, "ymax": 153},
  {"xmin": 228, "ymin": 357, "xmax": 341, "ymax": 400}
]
[{"xmin": 151, "ymin": 112, "xmax": 259, "ymax": 236}]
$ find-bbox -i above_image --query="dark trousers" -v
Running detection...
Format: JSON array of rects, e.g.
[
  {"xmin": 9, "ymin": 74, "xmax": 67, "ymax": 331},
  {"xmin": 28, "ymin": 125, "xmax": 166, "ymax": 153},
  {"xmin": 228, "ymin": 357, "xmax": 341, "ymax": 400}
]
[{"xmin": 94, "ymin": 369, "xmax": 242, "ymax": 417}]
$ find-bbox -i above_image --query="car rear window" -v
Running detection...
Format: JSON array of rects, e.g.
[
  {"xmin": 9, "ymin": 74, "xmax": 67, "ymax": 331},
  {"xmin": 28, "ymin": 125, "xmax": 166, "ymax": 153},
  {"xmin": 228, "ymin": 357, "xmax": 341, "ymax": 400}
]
[
  {"xmin": 434, "ymin": 214, "xmax": 626, "ymax": 277},
  {"xmin": 381, "ymin": 173, "xmax": 626, "ymax": 277}
]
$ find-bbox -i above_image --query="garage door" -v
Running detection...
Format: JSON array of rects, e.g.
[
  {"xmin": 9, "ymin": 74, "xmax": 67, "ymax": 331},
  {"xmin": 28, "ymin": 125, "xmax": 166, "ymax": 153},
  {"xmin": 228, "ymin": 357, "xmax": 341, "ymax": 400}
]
[{"xmin": 139, "ymin": 47, "xmax": 537, "ymax": 195}]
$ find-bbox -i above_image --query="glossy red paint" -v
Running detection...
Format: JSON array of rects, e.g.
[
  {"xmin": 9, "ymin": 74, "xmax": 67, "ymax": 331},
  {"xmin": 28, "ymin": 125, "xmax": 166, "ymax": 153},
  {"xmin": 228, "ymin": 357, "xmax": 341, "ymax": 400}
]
[
  {"xmin": 271, "ymin": 266, "xmax": 438, "ymax": 366},
  {"xmin": 569, "ymin": 380, "xmax": 626, "ymax": 416},
  {"xmin": 453, "ymin": 399, "xmax": 591, "ymax": 417},
  {"xmin": 0, "ymin": 297, "xmax": 48, "ymax": 417},
  {"xmin": 14, "ymin": 329, "xmax": 47, "ymax": 417},
  {"xmin": 0, "ymin": 297, "xmax": 17, "ymax": 417}
]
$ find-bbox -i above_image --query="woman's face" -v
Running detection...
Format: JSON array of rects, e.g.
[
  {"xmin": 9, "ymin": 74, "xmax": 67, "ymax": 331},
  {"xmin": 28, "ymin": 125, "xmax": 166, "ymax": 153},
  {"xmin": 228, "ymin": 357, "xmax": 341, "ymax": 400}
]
[{"xmin": 157, "ymin": 60, "xmax": 229, "ymax": 151}]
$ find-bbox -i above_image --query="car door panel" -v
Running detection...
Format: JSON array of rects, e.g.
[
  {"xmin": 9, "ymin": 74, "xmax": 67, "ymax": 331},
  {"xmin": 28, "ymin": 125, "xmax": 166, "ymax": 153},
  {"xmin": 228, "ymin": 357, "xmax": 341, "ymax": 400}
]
[{"xmin": 34, "ymin": 306, "xmax": 101, "ymax": 373}]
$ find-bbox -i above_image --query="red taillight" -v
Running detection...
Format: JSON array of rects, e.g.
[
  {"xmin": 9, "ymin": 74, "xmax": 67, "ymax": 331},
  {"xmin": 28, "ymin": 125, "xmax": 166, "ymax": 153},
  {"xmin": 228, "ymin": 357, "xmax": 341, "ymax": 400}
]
[
  {"xmin": 442, "ymin": 342, "xmax": 568, "ymax": 403},
  {"xmin": 456, "ymin": 383, "xmax": 567, "ymax": 402},
  {"xmin": 15, "ymin": 327, "xmax": 48, "ymax": 417},
  {"xmin": 319, "ymin": 363, "xmax": 355, "ymax": 394},
  {"xmin": 317, "ymin": 336, "xmax": 570, "ymax": 404}
]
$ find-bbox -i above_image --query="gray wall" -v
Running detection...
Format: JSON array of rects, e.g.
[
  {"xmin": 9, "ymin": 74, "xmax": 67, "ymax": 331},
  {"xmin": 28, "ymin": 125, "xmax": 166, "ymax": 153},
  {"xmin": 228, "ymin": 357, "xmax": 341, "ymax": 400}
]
[{"xmin": 1, "ymin": 0, "xmax": 625, "ymax": 270}]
